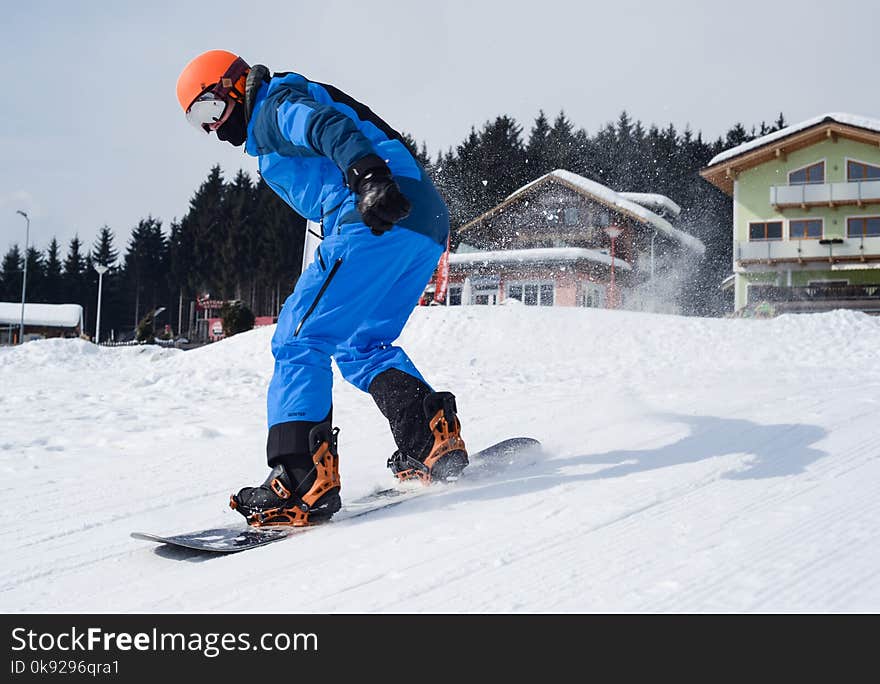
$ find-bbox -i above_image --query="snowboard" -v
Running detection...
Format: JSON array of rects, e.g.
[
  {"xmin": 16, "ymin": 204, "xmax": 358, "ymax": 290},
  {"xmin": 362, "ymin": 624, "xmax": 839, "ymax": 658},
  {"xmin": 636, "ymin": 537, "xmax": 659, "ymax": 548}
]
[{"xmin": 132, "ymin": 437, "xmax": 540, "ymax": 554}]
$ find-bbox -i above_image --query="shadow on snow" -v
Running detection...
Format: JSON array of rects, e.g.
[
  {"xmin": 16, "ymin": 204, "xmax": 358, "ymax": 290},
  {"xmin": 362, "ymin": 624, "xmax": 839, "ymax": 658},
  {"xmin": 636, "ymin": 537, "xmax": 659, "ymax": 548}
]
[{"xmin": 366, "ymin": 412, "xmax": 830, "ymax": 519}]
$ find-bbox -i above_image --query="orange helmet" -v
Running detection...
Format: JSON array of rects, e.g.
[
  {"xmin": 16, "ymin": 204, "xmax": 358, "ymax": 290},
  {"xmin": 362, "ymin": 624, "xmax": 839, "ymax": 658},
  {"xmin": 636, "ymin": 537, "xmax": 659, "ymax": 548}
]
[{"xmin": 176, "ymin": 50, "xmax": 250, "ymax": 112}]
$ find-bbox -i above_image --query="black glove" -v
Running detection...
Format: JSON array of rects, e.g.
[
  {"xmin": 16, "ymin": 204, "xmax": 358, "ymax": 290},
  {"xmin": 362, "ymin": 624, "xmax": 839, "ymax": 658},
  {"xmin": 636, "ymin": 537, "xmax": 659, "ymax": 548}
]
[{"xmin": 347, "ymin": 155, "xmax": 412, "ymax": 235}]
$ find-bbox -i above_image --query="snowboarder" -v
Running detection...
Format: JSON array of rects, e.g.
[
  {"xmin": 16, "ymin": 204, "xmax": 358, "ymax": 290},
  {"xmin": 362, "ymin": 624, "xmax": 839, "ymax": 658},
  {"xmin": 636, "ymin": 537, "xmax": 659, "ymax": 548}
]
[{"xmin": 176, "ymin": 50, "xmax": 467, "ymax": 527}]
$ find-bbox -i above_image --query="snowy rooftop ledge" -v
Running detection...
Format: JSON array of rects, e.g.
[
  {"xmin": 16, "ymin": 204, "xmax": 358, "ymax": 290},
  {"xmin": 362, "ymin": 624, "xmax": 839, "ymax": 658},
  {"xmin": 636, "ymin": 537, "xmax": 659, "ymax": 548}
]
[
  {"xmin": 505, "ymin": 170, "xmax": 705, "ymax": 255},
  {"xmin": 708, "ymin": 112, "xmax": 880, "ymax": 166},
  {"xmin": 0, "ymin": 302, "xmax": 83, "ymax": 328},
  {"xmin": 449, "ymin": 246, "xmax": 632, "ymax": 271},
  {"xmin": 618, "ymin": 192, "xmax": 682, "ymax": 218}
]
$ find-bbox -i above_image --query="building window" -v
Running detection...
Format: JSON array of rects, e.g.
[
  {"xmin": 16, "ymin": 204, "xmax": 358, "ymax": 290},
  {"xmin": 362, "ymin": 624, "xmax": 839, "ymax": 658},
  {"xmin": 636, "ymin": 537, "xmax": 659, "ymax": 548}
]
[
  {"xmin": 466, "ymin": 277, "xmax": 500, "ymax": 305},
  {"xmin": 577, "ymin": 282, "xmax": 605, "ymax": 308},
  {"xmin": 789, "ymin": 219, "xmax": 823, "ymax": 240},
  {"xmin": 847, "ymin": 160, "xmax": 880, "ymax": 181},
  {"xmin": 749, "ymin": 221, "xmax": 783, "ymax": 241},
  {"xmin": 472, "ymin": 286, "xmax": 499, "ymax": 305},
  {"xmin": 508, "ymin": 284, "xmax": 522, "ymax": 302},
  {"xmin": 447, "ymin": 286, "xmax": 462, "ymax": 306},
  {"xmin": 788, "ymin": 161, "xmax": 824, "ymax": 185},
  {"xmin": 507, "ymin": 282, "xmax": 555, "ymax": 306},
  {"xmin": 847, "ymin": 216, "xmax": 880, "ymax": 238},
  {"xmin": 564, "ymin": 207, "xmax": 579, "ymax": 226}
]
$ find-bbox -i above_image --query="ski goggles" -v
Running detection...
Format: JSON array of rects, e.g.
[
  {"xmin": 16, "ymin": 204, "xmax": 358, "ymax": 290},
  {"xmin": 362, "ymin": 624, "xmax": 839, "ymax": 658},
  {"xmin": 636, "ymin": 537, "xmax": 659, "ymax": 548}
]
[
  {"xmin": 186, "ymin": 92, "xmax": 231, "ymax": 133},
  {"xmin": 185, "ymin": 57, "xmax": 249, "ymax": 133}
]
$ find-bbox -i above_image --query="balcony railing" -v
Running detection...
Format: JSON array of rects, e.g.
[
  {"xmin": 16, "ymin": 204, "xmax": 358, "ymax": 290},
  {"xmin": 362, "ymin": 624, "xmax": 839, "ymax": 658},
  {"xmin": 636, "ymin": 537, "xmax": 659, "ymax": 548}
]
[
  {"xmin": 770, "ymin": 180, "xmax": 880, "ymax": 208},
  {"xmin": 736, "ymin": 236, "xmax": 880, "ymax": 265},
  {"xmin": 750, "ymin": 284, "xmax": 880, "ymax": 302}
]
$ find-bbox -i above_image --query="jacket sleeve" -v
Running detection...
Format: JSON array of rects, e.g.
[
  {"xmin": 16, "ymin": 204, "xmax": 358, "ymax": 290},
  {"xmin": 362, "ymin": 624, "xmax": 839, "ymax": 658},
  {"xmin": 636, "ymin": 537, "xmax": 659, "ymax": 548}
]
[{"xmin": 275, "ymin": 81, "xmax": 378, "ymax": 178}]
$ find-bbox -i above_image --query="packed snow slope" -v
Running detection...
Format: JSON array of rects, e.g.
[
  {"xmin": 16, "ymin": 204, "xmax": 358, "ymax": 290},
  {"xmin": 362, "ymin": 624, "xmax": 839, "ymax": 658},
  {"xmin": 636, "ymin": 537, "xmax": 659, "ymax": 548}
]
[{"xmin": 2, "ymin": 305, "xmax": 880, "ymax": 612}]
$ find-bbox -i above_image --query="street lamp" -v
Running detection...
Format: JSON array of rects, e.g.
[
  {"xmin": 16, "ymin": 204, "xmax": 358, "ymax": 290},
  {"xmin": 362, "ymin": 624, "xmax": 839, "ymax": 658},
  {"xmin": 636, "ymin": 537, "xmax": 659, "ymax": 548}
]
[
  {"xmin": 604, "ymin": 225, "xmax": 623, "ymax": 309},
  {"xmin": 94, "ymin": 264, "xmax": 109, "ymax": 344},
  {"xmin": 15, "ymin": 210, "xmax": 30, "ymax": 344},
  {"xmin": 650, "ymin": 230, "xmax": 658, "ymax": 281}
]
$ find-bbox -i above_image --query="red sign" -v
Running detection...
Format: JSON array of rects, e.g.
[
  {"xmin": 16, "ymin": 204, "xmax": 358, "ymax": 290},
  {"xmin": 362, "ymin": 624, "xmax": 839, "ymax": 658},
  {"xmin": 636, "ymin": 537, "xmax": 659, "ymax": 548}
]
[
  {"xmin": 434, "ymin": 237, "xmax": 450, "ymax": 304},
  {"xmin": 196, "ymin": 299, "xmax": 228, "ymax": 311}
]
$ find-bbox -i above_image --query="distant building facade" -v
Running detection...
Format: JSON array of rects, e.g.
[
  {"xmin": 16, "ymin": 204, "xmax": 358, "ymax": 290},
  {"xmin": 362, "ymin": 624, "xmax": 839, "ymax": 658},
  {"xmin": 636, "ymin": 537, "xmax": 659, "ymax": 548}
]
[
  {"xmin": 427, "ymin": 169, "xmax": 704, "ymax": 312},
  {"xmin": 194, "ymin": 297, "xmax": 276, "ymax": 342},
  {"xmin": 701, "ymin": 113, "xmax": 880, "ymax": 315},
  {"xmin": 0, "ymin": 303, "xmax": 83, "ymax": 344}
]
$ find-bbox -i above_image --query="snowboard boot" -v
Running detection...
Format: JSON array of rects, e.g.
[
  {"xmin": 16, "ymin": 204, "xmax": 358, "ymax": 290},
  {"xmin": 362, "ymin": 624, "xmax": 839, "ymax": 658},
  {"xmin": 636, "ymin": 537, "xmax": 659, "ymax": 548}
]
[
  {"xmin": 230, "ymin": 422, "xmax": 341, "ymax": 527},
  {"xmin": 386, "ymin": 390, "xmax": 469, "ymax": 484},
  {"xmin": 369, "ymin": 369, "xmax": 468, "ymax": 484}
]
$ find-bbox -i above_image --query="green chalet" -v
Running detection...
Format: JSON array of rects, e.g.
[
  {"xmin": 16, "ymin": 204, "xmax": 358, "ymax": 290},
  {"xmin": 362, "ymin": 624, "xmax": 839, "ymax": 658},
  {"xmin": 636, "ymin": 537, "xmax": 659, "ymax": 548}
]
[{"xmin": 701, "ymin": 113, "xmax": 880, "ymax": 314}]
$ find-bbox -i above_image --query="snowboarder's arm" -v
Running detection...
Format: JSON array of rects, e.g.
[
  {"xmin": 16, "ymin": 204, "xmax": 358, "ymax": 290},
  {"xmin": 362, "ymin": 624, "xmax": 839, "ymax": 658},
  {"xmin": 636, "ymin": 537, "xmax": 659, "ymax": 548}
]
[
  {"xmin": 274, "ymin": 80, "xmax": 411, "ymax": 234},
  {"xmin": 275, "ymin": 83, "xmax": 382, "ymax": 183}
]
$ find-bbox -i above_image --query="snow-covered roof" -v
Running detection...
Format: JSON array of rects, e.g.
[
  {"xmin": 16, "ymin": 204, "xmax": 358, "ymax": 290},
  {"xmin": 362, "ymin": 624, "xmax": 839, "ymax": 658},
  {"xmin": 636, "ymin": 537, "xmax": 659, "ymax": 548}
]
[
  {"xmin": 618, "ymin": 192, "xmax": 681, "ymax": 218},
  {"xmin": 449, "ymin": 247, "xmax": 632, "ymax": 271},
  {"xmin": 501, "ymin": 170, "xmax": 704, "ymax": 255},
  {"xmin": 708, "ymin": 112, "xmax": 880, "ymax": 166},
  {"xmin": 0, "ymin": 303, "xmax": 83, "ymax": 328}
]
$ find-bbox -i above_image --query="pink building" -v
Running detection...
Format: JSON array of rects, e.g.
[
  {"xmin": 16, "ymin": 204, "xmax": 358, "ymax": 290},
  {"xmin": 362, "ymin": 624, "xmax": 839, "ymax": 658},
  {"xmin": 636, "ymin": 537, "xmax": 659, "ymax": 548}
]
[{"xmin": 428, "ymin": 170, "xmax": 704, "ymax": 313}]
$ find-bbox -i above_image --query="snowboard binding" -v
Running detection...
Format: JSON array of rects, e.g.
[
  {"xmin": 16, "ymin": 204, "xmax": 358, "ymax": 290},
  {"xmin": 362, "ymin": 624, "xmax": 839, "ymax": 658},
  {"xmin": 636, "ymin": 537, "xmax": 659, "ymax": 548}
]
[
  {"xmin": 388, "ymin": 392, "xmax": 468, "ymax": 484},
  {"xmin": 230, "ymin": 424, "xmax": 342, "ymax": 527}
]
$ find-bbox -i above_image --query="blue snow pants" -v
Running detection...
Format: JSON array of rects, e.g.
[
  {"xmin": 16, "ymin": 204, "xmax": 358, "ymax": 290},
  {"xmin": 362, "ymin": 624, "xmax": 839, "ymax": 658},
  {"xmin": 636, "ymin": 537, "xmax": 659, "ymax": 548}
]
[{"xmin": 267, "ymin": 223, "xmax": 445, "ymax": 427}]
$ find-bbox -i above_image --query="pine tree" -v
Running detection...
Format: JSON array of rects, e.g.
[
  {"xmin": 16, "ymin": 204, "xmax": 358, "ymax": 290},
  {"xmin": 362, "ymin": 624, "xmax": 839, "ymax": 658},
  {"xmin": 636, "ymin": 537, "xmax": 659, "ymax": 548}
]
[
  {"xmin": 446, "ymin": 127, "xmax": 484, "ymax": 229},
  {"xmin": 92, "ymin": 226, "xmax": 118, "ymax": 268},
  {"xmin": 547, "ymin": 111, "xmax": 579, "ymax": 173},
  {"xmin": 63, "ymin": 236, "xmax": 88, "ymax": 310},
  {"xmin": 724, "ymin": 123, "xmax": 751, "ymax": 148},
  {"xmin": 255, "ymin": 178, "xmax": 304, "ymax": 314},
  {"xmin": 220, "ymin": 169, "xmax": 257, "ymax": 301},
  {"xmin": 612, "ymin": 111, "xmax": 637, "ymax": 190},
  {"xmin": 181, "ymin": 166, "xmax": 226, "ymax": 297},
  {"xmin": 401, "ymin": 132, "xmax": 432, "ymax": 168},
  {"xmin": 525, "ymin": 111, "xmax": 553, "ymax": 177},
  {"xmin": 476, "ymin": 115, "xmax": 527, "ymax": 207},
  {"xmin": 44, "ymin": 238, "xmax": 63, "ymax": 303},
  {"xmin": 87, "ymin": 226, "xmax": 126, "ymax": 339},
  {"xmin": 167, "ymin": 219, "xmax": 193, "ymax": 335},
  {"xmin": 1, "ymin": 245, "xmax": 23, "ymax": 302},
  {"xmin": 589, "ymin": 121, "xmax": 619, "ymax": 185},
  {"xmin": 21, "ymin": 247, "xmax": 44, "ymax": 304},
  {"xmin": 642, "ymin": 124, "xmax": 665, "ymax": 190},
  {"xmin": 432, "ymin": 148, "xmax": 458, "ymax": 222},
  {"xmin": 629, "ymin": 119, "xmax": 647, "ymax": 190},
  {"xmin": 774, "ymin": 112, "xmax": 787, "ymax": 132},
  {"xmin": 124, "ymin": 217, "xmax": 168, "ymax": 328}
]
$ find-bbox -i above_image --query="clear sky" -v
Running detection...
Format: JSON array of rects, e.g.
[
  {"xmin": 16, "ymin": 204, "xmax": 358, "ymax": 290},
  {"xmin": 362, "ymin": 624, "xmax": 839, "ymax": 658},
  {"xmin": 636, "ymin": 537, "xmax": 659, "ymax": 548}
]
[{"xmin": 2, "ymin": 0, "xmax": 878, "ymax": 256}]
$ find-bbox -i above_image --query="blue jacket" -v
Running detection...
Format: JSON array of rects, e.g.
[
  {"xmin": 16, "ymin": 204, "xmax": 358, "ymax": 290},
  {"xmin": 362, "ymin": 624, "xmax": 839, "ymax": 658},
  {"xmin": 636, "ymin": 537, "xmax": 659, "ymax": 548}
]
[{"xmin": 245, "ymin": 73, "xmax": 449, "ymax": 244}]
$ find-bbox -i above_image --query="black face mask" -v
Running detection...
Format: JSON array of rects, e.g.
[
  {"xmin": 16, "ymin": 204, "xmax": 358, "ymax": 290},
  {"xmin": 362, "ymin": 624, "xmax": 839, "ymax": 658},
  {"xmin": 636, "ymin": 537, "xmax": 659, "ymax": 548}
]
[{"xmin": 216, "ymin": 102, "xmax": 247, "ymax": 147}]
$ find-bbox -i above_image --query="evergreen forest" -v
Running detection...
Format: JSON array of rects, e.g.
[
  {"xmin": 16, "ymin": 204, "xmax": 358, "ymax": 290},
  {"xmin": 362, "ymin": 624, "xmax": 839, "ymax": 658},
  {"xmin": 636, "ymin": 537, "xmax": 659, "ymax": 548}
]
[{"xmin": 0, "ymin": 111, "xmax": 786, "ymax": 339}]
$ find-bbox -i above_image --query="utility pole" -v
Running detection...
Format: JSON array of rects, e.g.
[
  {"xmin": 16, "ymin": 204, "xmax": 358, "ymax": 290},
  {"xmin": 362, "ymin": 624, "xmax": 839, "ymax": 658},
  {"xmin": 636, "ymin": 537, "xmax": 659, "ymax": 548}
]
[
  {"xmin": 15, "ymin": 210, "xmax": 30, "ymax": 344},
  {"xmin": 604, "ymin": 225, "xmax": 623, "ymax": 309},
  {"xmin": 94, "ymin": 264, "xmax": 109, "ymax": 344}
]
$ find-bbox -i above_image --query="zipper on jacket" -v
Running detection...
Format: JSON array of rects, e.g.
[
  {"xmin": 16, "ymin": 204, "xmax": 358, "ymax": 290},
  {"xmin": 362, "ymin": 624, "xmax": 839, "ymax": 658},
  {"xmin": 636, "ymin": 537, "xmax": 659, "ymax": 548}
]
[
  {"xmin": 316, "ymin": 245, "xmax": 326, "ymax": 270},
  {"xmin": 294, "ymin": 258, "xmax": 343, "ymax": 337}
]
